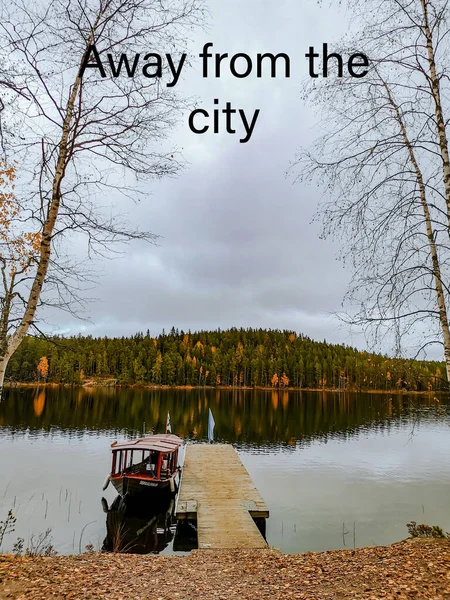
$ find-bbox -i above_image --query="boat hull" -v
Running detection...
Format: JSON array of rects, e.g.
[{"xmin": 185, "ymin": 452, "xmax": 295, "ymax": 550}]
[{"xmin": 111, "ymin": 474, "xmax": 177, "ymax": 499}]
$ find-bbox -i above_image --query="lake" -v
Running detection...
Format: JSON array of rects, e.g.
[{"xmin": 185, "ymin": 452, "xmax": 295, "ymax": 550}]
[{"xmin": 0, "ymin": 387, "xmax": 449, "ymax": 555}]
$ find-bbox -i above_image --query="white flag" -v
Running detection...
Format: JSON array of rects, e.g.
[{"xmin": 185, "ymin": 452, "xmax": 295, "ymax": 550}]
[
  {"xmin": 166, "ymin": 411, "xmax": 172, "ymax": 434},
  {"xmin": 208, "ymin": 408, "xmax": 215, "ymax": 442}
]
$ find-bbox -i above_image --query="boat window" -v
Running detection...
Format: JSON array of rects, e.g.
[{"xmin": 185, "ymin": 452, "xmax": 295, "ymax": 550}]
[
  {"xmin": 112, "ymin": 449, "xmax": 146, "ymax": 475},
  {"xmin": 112, "ymin": 445, "xmax": 180, "ymax": 477}
]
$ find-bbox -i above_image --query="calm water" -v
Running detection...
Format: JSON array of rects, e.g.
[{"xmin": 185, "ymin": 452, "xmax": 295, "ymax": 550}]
[{"xmin": 0, "ymin": 387, "xmax": 449, "ymax": 555}]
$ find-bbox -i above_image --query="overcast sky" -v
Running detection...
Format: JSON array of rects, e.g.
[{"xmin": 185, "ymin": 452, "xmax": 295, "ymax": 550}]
[{"xmin": 43, "ymin": 0, "xmax": 377, "ymax": 352}]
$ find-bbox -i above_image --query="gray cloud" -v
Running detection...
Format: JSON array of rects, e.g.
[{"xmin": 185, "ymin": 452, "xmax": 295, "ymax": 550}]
[{"xmin": 42, "ymin": 0, "xmax": 373, "ymax": 350}]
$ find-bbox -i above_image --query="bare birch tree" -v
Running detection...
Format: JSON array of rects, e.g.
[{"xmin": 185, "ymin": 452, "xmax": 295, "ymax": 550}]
[
  {"xmin": 295, "ymin": 0, "xmax": 450, "ymax": 385},
  {"xmin": 0, "ymin": 0, "xmax": 206, "ymax": 390}
]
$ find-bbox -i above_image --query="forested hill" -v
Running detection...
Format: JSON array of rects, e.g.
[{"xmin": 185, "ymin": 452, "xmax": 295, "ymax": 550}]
[{"xmin": 5, "ymin": 328, "xmax": 447, "ymax": 391}]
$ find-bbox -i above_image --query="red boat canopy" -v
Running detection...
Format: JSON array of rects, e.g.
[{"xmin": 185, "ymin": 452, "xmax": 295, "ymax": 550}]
[{"xmin": 111, "ymin": 434, "xmax": 183, "ymax": 453}]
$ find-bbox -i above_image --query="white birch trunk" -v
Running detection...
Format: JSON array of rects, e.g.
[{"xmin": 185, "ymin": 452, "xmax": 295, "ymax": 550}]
[
  {"xmin": 420, "ymin": 0, "xmax": 450, "ymax": 230},
  {"xmin": 0, "ymin": 357, "xmax": 8, "ymax": 392},
  {"xmin": 0, "ymin": 22, "xmax": 101, "ymax": 394},
  {"xmin": 384, "ymin": 81, "xmax": 450, "ymax": 384}
]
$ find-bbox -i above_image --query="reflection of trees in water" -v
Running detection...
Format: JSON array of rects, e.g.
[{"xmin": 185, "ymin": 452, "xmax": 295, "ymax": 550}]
[
  {"xmin": 102, "ymin": 495, "xmax": 175, "ymax": 554},
  {"xmin": 33, "ymin": 389, "xmax": 46, "ymax": 417},
  {"xmin": 1, "ymin": 388, "xmax": 447, "ymax": 448}
]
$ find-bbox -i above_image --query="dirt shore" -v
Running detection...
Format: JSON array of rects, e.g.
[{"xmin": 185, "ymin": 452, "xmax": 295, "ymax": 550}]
[{"xmin": 1, "ymin": 538, "xmax": 450, "ymax": 599}]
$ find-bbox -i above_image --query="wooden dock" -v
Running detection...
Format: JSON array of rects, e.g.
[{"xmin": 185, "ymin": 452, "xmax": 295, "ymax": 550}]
[{"xmin": 176, "ymin": 444, "xmax": 269, "ymax": 549}]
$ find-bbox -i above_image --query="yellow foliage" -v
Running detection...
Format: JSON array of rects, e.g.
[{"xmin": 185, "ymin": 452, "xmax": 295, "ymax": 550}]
[
  {"xmin": 280, "ymin": 372, "xmax": 289, "ymax": 387},
  {"xmin": 37, "ymin": 356, "xmax": 49, "ymax": 380},
  {"xmin": 0, "ymin": 160, "xmax": 41, "ymax": 274}
]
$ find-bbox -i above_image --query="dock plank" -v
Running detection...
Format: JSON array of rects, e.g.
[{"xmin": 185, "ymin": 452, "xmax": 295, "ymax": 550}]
[{"xmin": 176, "ymin": 444, "xmax": 268, "ymax": 549}]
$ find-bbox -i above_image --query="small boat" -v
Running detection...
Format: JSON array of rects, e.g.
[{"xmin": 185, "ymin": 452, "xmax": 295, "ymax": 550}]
[{"xmin": 103, "ymin": 434, "xmax": 183, "ymax": 498}]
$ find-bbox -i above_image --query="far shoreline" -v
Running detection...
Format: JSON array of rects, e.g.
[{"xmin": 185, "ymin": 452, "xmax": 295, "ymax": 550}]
[{"xmin": 4, "ymin": 380, "xmax": 447, "ymax": 395}]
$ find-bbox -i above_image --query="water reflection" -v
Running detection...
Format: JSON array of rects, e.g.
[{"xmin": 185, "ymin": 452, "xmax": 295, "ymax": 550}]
[
  {"xmin": 173, "ymin": 520, "xmax": 198, "ymax": 552},
  {"xmin": 1, "ymin": 387, "xmax": 447, "ymax": 449},
  {"xmin": 1, "ymin": 387, "xmax": 449, "ymax": 556},
  {"xmin": 102, "ymin": 494, "xmax": 176, "ymax": 554},
  {"xmin": 33, "ymin": 389, "xmax": 46, "ymax": 417}
]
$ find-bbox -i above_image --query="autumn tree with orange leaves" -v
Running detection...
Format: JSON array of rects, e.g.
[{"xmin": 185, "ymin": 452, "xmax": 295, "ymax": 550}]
[
  {"xmin": 0, "ymin": 162, "xmax": 41, "ymax": 272},
  {"xmin": 0, "ymin": 0, "xmax": 206, "ymax": 393},
  {"xmin": 37, "ymin": 356, "xmax": 49, "ymax": 381},
  {"xmin": 280, "ymin": 373, "xmax": 289, "ymax": 388},
  {"xmin": 0, "ymin": 161, "xmax": 42, "ymax": 384}
]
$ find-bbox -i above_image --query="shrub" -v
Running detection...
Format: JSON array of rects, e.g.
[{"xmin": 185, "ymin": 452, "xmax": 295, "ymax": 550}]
[
  {"xmin": 407, "ymin": 521, "xmax": 449, "ymax": 538},
  {"xmin": 0, "ymin": 510, "xmax": 16, "ymax": 547}
]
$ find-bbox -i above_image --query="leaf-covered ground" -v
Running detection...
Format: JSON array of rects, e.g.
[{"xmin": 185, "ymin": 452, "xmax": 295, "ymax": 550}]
[{"xmin": 1, "ymin": 539, "xmax": 450, "ymax": 599}]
